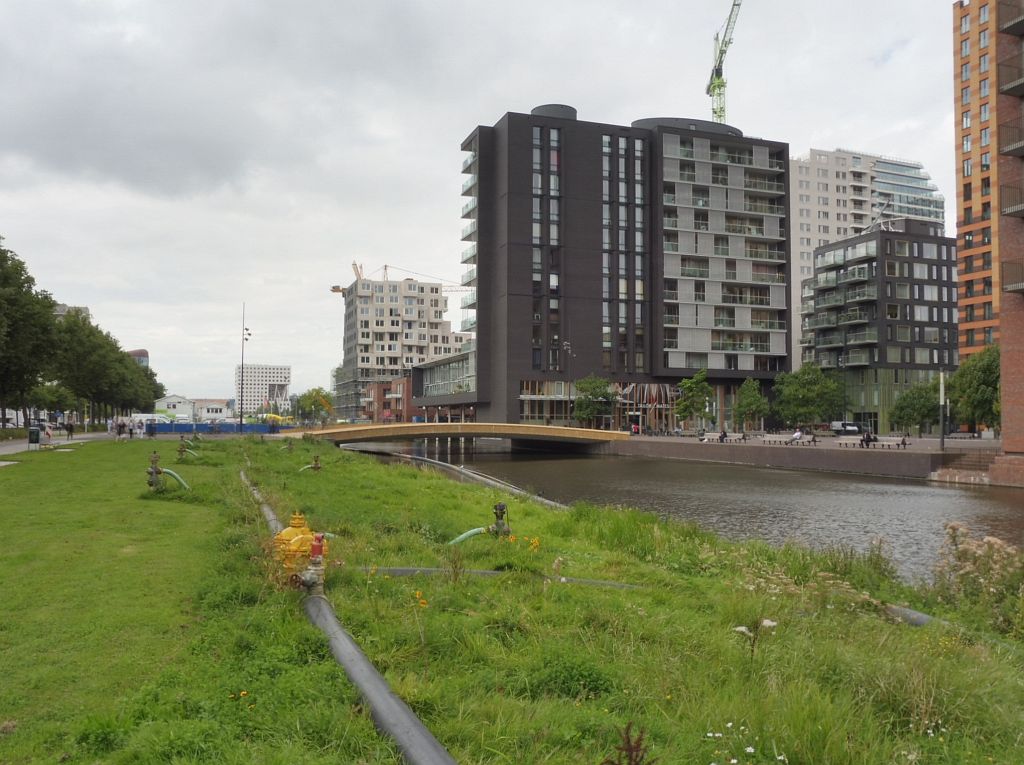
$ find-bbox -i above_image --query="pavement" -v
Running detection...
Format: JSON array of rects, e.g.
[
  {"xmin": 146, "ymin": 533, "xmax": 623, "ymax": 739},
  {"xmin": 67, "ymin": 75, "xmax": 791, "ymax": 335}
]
[{"xmin": 0, "ymin": 430, "xmax": 120, "ymax": 457}]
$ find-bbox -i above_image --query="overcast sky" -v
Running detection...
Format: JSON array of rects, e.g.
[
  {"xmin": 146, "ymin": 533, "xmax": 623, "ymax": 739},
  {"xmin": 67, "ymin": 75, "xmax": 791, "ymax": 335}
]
[{"xmin": 0, "ymin": 0, "xmax": 956, "ymax": 398}]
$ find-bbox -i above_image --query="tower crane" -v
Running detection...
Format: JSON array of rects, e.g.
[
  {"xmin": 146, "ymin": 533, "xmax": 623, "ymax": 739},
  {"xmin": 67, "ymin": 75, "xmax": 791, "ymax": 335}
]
[{"xmin": 705, "ymin": 0, "xmax": 743, "ymax": 124}]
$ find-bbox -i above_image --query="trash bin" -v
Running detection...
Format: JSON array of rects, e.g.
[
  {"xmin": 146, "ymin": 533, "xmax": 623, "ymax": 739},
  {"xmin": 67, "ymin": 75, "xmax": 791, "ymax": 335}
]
[{"xmin": 28, "ymin": 427, "xmax": 40, "ymax": 445}]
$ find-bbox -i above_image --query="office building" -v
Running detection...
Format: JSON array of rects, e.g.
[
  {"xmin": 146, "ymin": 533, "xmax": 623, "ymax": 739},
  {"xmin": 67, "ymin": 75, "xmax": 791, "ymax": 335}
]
[
  {"xmin": 789, "ymin": 148, "xmax": 945, "ymax": 366},
  {"xmin": 417, "ymin": 105, "xmax": 791, "ymax": 430},
  {"xmin": 234, "ymin": 364, "xmax": 290, "ymax": 416},
  {"xmin": 800, "ymin": 219, "xmax": 957, "ymax": 433},
  {"xmin": 332, "ymin": 276, "xmax": 470, "ymax": 422},
  {"xmin": 962, "ymin": 0, "xmax": 1024, "ymax": 483}
]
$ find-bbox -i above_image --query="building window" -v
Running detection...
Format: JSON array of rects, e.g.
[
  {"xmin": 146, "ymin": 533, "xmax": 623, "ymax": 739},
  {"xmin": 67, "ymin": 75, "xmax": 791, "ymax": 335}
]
[
  {"xmin": 980, "ymin": 79, "xmax": 989, "ymax": 97},
  {"xmin": 980, "ymin": 103, "xmax": 989, "ymax": 122},
  {"xmin": 963, "ymin": 158, "xmax": 972, "ymax": 177},
  {"xmin": 963, "ymin": 135, "xmax": 971, "ymax": 152},
  {"xmin": 961, "ymin": 39, "xmax": 970, "ymax": 57},
  {"xmin": 962, "ymin": 111, "xmax": 971, "ymax": 130},
  {"xmin": 961, "ymin": 62, "xmax": 970, "ymax": 81},
  {"xmin": 961, "ymin": 14, "xmax": 970, "ymax": 33},
  {"xmin": 981, "ymin": 152, "xmax": 991, "ymax": 172},
  {"xmin": 980, "ymin": 4, "xmax": 989, "ymax": 22},
  {"xmin": 961, "ymin": 86, "xmax": 970, "ymax": 105},
  {"xmin": 980, "ymin": 29, "xmax": 988, "ymax": 48},
  {"xmin": 980, "ymin": 53, "xmax": 989, "ymax": 73},
  {"xmin": 980, "ymin": 127, "xmax": 990, "ymax": 146}
]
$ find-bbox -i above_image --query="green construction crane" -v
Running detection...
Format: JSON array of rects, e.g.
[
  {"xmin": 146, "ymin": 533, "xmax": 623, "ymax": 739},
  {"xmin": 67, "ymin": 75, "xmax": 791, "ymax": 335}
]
[{"xmin": 706, "ymin": 0, "xmax": 743, "ymax": 123}]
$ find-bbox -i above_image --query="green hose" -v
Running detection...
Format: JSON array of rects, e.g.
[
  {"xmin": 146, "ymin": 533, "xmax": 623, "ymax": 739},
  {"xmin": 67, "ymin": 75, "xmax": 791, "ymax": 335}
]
[
  {"xmin": 160, "ymin": 468, "xmax": 191, "ymax": 491},
  {"xmin": 447, "ymin": 527, "xmax": 487, "ymax": 545}
]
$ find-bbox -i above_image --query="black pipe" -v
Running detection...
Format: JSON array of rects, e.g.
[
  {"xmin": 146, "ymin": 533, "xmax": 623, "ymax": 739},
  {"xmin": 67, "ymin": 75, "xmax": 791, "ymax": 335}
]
[{"xmin": 304, "ymin": 596, "xmax": 456, "ymax": 765}]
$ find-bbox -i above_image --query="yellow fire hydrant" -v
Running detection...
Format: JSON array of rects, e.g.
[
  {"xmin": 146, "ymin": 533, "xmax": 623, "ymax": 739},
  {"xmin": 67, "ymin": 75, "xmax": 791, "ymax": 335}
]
[{"xmin": 273, "ymin": 512, "xmax": 329, "ymax": 571}]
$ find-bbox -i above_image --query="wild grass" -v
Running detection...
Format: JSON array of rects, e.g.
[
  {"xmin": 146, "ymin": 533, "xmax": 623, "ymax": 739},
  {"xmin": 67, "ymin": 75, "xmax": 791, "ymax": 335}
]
[{"xmin": 1, "ymin": 436, "xmax": 1022, "ymax": 763}]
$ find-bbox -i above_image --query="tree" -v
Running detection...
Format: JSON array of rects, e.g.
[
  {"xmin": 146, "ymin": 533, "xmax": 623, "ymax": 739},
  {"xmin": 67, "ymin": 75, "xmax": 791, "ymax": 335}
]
[
  {"xmin": 572, "ymin": 374, "xmax": 615, "ymax": 428},
  {"xmin": 949, "ymin": 344, "xmax": 1000, "ymax": 430},
  {"xmin": 771, "ymin": 364, "xmax": 842, "ymax": 427},
  {"xmin": 0, "ymin": 240, "xmax": 57, "ymax": 426},
  {"xmin": 675, "ymin": 368, "xmax": 714, "ymax": 425},
  {"xmin": 734, "ymin": 377, "xmax": 769, "ymax": 431},
  {"xmin": 296, "ymin": 387, "xmax": 334, "ymax": 424},
  {"xmin": 889, "ymin": 379, "xmax": 940, "ymax": 433}
]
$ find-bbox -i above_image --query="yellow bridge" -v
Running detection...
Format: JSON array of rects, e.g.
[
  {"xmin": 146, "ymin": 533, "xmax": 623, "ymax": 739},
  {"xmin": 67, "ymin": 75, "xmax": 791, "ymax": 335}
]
[{"xmin": 282, "ymin": 422, "xmax": 629, "ymax": 447}]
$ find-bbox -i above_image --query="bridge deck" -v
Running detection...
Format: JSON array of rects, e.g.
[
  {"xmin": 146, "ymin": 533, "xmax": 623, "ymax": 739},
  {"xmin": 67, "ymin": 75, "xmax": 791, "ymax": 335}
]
[{"xmin": 283, "ymin": 422, "xmax": 629, "ymax": 445}]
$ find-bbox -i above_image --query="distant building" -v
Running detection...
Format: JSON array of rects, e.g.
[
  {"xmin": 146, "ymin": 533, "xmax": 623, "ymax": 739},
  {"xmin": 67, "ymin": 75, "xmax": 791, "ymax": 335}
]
[
  {"xmin": 155, "ymin": 394, "xmax": 194, "ymax": 419},
  {"xmin": 193, "ymin": 398, "xmax": 230, "ymax": 421},
  {"xmin": 361, "ymin": 375, "xmax": 422, "ymax": 423},
  {"xmin": 235, "ymin": 364, "xmax": 291, "ymax": 416},
  {"xmin": 416, "ymin": 104, "xmax": 791, "ymax": 431},
  {"xmin": 126, "ymin": 349, "xmax": 150, "ymax": 367},
  {"xmin": 54, "ymin": 303, "xmax": 90, "ymax": 320},
  {"xmin": 332, "ymin": 276, "xmax": 470, "ymax": 422},
  {"xmin": 789, "ymin": 148, "xmax": 945, "ymax": 366},
  {"xmin": 800, "ymin": 219, "xmax": 957, "ymax": 433}
]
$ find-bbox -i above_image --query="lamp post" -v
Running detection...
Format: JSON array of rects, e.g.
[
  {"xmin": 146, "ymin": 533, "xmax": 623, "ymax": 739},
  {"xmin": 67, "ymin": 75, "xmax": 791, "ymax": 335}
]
[
  {"xmin": 561, "ymin": 340, "xmax": 573, "ymax": 424},
  {"xmin": 239, "ymin": 304, "xmax": 251, "ymax": 434},
  {"xmin": 939, "ymin": 369, "xmax": 945, "ymax": 453}
]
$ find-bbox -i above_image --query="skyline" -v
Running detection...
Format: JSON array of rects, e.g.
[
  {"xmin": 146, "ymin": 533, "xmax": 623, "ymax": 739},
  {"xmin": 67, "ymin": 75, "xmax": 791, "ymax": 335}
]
[{"xmin": 0, "ymin": 0, "xmax": 956, "ymax": 397}]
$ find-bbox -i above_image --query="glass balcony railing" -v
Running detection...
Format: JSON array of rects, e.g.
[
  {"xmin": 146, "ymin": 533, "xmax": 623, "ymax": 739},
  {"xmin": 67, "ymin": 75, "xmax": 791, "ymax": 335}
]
[
  {"xmin": 461, "ymin": 220, "xmax": 477, "ymax": 240},
  {"xmin": 804, "ymin": 314, "xmax": 838, "ymax": 329},
  {"xmin": 845, "ymin": 349, "xmax": 872, "ymax": 366},
  {"xmin": 817, "ymin": 333, "xmax": 843, "ymax": 347},
  {"xmin": 744, "ymin": 201, "xmax": 785, "ymax": 216},
  {"xmin": 745, "ymin": 246, "xmax": 786, "ymax": 261},
  {"xmin": 837, "ymin": 265, "xmax": 871, "ymax": 283},
  {"xmin": 462, "ymin": 175, "xmax": 477, "ymax": 194},
  {"xmin": 460, "ymin": 267, "xmax": 477, "ymax": 286},
  {"xmin": 461, "ymin": 243, "xmax": 477, "ymax": 264},
  {"xmin": 743, "ymin": 177, "xmax": 785, "ymax": 193},
  {"xmin": 721, "ymin": 294, "xmax": 771, "ymax": 306},
  {"xmin": 845, "ymin": 285, "xmax": 878, "ymax": 302},
  {"xmin": 815, "ymin": 292, "xmax": 845, "ymax": 309},
  {"xmin": 800, "ymin": 331, "xmax": 815, "ymax": 346},
  {"xmin": 680, "ymin": 266, "xmax": 710, "ymax": 278},
  {"xmin": 710, "ymin": 150, "xmax": 753, "ymax": 166},
  {"xmin": 752, "ymin": 272, "xmax": 786, "ymax": 284},
  {"xmin": 751, "ymin": 319, "xmax": 786, "ymax": 330},
  {"xmin": 837, "ymin": 308, "xmax": 869, "ymax": 324},
  {"xmin": 725, "ymin": 223, "xmax": 764, "ymax": 236},
  {"xmin": 711, "ymin": 341, "xmax": 770, "ymax": 352},
  {"xmin": 845, "ymin": 328, "xmax": 879, "ymax": 344},
  {"xmin": 714, "ymin": 317, "xmax": 736, "ymax": 328}
]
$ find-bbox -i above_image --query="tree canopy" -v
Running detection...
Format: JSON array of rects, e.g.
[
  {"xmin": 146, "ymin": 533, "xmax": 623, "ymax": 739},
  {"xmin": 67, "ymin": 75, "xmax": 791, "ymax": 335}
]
[
  {"xmin": 771, "ymin": 364, "xmax": 843, "ymax": 427},
  {"xmin": 295, "ymin": 387, "xmax": 334, "ymax": 424},
  {"xmin": 948, "ymin": 345, "xmax": 1000, "ymax": 429},
  {"xmin": 734, "ymin": 377, "xmax": 770, "ymax": 431},
  {"xmin": 888, "ymin": 379, "xmax": 940, "ymax": 432},
  {"xmin": 675, "ymin": 368, "xmax": 714, "ymax": 425},
  {"xmin": 572, "ymin": 374, "xmax": 615, "ymax": 428}
]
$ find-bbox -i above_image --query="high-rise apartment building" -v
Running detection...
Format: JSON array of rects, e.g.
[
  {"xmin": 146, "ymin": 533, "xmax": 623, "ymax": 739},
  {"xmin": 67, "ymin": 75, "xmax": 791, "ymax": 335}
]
[
  {"xmin": 958, "ymin": 0, "xmax": 1024, "ymax": 484},
  {"xmin": 234, "ymin": 364, "xmax": 290, "ymax": 416},
  {"xmin": 789, "ymin": 149, "xmax": 945, "ymax": 366},
  {"xmin": 446, "ymin": 105, "xmax": 790, "ymax": 429},
  {"xmin": 332, "ymin": 276, "xmax": 469, "ymax": 421},
  {"xmin": 800, "ymin": 219, "xmax": 957, "ymax": 433}
]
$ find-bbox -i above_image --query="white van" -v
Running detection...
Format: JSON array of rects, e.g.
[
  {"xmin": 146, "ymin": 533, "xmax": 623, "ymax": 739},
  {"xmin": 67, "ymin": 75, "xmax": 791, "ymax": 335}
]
[
  {"xmin": 830, "ymin": 421, "xmax": 862, "ymax": 434},
  {"xmin": 132, "ymin": 413, "xmax": 171, "ymax": 424}
]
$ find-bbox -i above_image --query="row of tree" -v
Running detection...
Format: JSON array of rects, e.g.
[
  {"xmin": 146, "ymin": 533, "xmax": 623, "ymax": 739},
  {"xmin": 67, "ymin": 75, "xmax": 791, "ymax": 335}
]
[
  {"xmin": 572, "ymin": 344, "xmax": 1002, "ymax": 433},
  {"xmin": 0, "ymin": 239, "xmax": 165, "ymax": 427}
]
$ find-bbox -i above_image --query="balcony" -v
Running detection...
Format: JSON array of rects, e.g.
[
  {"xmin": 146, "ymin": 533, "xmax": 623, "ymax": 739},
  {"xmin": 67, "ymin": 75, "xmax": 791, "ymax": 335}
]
[
  {"xmin": 725, "ymin": 223, "xmax": 764, "ymax": 236},
  {"xmin": 812, "ymin": 273, "xmax": 838, "ymax": 290},
  {"xmin": 460, "ymin": 267, "xmax": 477, "ymax": 286},
  {"xmin": 676, "ymin": 146, "xmax": 695, "ymax": 159},
  {"xmin": 460, "ymin": 316, "xmax": 477, "ymax": 332},
  {"xmin": 817, "ymin": 332, "xmax": 843, "ymax": 348},
  {"xmin": 744, "ymin": 177, "xmax": 785, "ymax": 194},
  {"xmin": 845, "ymin": 328, "xmax": 878, "ymax": 345},
  {"xmin": 837, "ymin": 308, "xmax": 870, "ymax": 325},
  {"xmin": 999, "ymin": 53, "xmax": 1024, "ymax": 96},
  {"xmin": 815, "ymin": 291, "xmax": 845, "ymax": 310},
  {"xmin": 663, "ymin": 217, "xmax": 681, "ymax": 229},
  {"xmin": 800, "ymin": 331, "xmax": 816, "ymax": 346},
  {"xmin": 800, "ymin": 299, "xmax": 815, "ymax": 314},
  {"xmin": 679, "ymin": 266, "xmax": 710, "ymax": 278},
  {"xmin": 751, "ymin": 272, "xmax": 786, "ymax": 284},
  {"xmin": 751, "ymin": 318, "xmax": 786, "ymax": 330},
  {"xmin": 845, "ymin": 285, "xmax": 878, "ymax": 302},
  {"xmin": 462, "ymin": 152, "xmax": 477, "ymax": 172},
  {"xmin": 664, "ymin": 290, "xmax": 679, "ymax": 301},
  {"xmin": 710, "ymin": 150, "xmax": 753, "ymax": 166},
  {"xmin": 745, "ymin": 246, "xmax": 786, "ymax": 261},
  {"xmin": 461, "ymin": 219, "xmax": 477, "ymax": 241},
  {"xmin": 461, "ymin": 243, "xmax": 477, "ymax": 264},
  {"xmin": 664, "ymin": 240, "xmax": 681, "ymax": 252},
  {"xmin": 462, "ymin": 174, "xmax": 478, "ymax": 195},
  {"xmin": 801, "ymin": 349, "xmax": 816, "ymax": 365},
  {"xmin": 802, "ymin": 313, "xmax": 835, "ymax": 329},
  {"xmin": 744, "ymin": 200, "xmax": 785, "ymax": 216},
  {"xmin": 721, "ymin": 293, "xmax": 771, "ymax": 306},
  {"xmin": 663, "ymin": 194, "xmax": 678, "ymax": 206},
  {"xmin": 1000, "ymin": 1, "xmax": 1024, "ymax": 35},
  {"xmin": 815, "ymin": 251, "xmax": 844, "ymax": 269},
  {"xmin": 461, "ymin": 197, "xmax": 477, "ymax": 217},
  {"xmin": 1004, "ymin": 258, "xmax": 1024, "ymax": 292},
  {"xmin": 844, "ymin": 349, "xmax": 872, "ymax": 366},
  {"xmin": 1001, "ymin": 184, "xmax": 1024, "ymax": 216},
  {"xmin": 712, "ymin": 340, "xmax": 771, "ymax": 352},
  {"xmin": 1000, "ymin": 117, "xmax": 1024, "ymax": 156},
  {"xmin": 817, "ymin": 353, "xmax": 838, "ymax": 369},
  {"xmin": 837, "ymin": 265, "xmax": 871, "ymax": 284},
  {"xmin": 766, "ymin": 158, "xmax": 786, "ymax": 171},
  {"xmin": 714, "ymin": 317, "xmax": 736, "ymax": 328},
  {"xmin": 460, "ymin": 290, "xmax": 477, "ymax": 309}
]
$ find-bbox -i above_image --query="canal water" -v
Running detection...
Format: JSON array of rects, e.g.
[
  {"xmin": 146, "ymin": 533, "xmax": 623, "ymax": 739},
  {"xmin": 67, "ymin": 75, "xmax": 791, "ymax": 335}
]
[{"xmin": 380, "ymin": 442, "xmax": 1024, "ymax": 582}]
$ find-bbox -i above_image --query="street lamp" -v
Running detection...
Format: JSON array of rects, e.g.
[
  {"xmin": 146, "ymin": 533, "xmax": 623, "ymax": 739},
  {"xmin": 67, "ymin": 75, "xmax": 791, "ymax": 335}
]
[
  {"xmin": 561, "ymin": 340, "xmax": 574, "ymax": 424},
  {"xmin": 239, "ymin": 304, "xmax": 252, "ymax": 434},
  {"xmin": 939, "ymin": 369, "xmax": 946, "ymax": 453}
]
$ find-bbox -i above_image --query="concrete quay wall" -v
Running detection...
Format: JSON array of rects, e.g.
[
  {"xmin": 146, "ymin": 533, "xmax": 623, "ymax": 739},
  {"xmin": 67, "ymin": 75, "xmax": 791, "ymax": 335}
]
[{"xmin": 603, "ymin": 438, "xmax": 944, "ymax": 480}]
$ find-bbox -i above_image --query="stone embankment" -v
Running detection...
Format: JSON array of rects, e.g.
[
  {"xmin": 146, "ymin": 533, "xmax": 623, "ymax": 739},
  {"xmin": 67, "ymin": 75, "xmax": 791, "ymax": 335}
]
[{"xmin": 604, "ymin": 436, "xmax": 1010, "ymax": 485}]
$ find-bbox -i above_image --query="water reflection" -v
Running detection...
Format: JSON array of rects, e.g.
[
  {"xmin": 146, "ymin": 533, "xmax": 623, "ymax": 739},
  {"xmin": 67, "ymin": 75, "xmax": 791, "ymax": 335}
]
[{"xmin": 380, "ymin": 442, "xmax": 1023, "ymax": 582}]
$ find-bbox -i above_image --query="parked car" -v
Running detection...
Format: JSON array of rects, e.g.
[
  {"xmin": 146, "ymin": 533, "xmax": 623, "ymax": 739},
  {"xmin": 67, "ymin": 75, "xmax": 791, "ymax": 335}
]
[{"xmin": 830, "ymin": 421, "xmax": 862, "ymax": 434}]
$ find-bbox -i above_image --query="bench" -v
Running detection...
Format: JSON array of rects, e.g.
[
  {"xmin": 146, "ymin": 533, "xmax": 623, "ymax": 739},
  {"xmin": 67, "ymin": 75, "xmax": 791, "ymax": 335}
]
[
  {"xmin": 838, "ymin": 436, "xmax": 910, "ymax": 449},
  {"xmin": 698, "ymin": 432, "xmax": 747, "ymax": 444},
  {"xmin": 759, "ymin": 435, "xmax": 818, "ymax": 446}
]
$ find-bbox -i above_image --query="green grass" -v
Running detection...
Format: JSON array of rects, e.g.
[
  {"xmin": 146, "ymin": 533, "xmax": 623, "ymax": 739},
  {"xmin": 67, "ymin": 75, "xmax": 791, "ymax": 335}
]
[{"xmin": 1, "ymin": 437, "xmax": 1023, "ymax": 764}]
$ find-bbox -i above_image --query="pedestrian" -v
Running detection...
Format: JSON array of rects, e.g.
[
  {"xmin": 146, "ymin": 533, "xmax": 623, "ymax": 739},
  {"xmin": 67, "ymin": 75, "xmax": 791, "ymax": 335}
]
[
  {"xmin": 128, "ymin": 421, "xmax": 134, "ymax": 440},
  {"xmin": 67, "ymin": 421, "xmax": 74, "ymax": 440}
]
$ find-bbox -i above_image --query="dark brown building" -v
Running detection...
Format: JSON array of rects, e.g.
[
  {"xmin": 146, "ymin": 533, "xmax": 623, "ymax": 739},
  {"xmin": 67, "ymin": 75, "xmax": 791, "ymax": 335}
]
[{"xmin": 424, "ymin": 105, "xmax": 791, "ymax": 430}]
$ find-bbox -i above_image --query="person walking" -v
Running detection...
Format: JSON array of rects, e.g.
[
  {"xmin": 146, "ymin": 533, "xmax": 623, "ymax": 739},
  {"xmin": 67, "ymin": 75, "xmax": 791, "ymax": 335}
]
[{"xmin": 66, "ymin": 421, "xmax": 74, "ymax": 440}]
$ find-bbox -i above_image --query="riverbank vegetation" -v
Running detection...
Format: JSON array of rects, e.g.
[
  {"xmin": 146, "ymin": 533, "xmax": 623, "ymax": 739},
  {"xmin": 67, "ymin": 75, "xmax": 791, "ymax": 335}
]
[{"xmin": 2, "ymin": 437, "xmax": 1022, "ymax": 763}]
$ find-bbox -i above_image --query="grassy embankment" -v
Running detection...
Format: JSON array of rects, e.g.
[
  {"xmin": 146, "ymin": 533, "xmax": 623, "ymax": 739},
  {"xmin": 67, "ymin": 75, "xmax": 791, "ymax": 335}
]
[{"xmin": 1, "ymin": 437, "xmax": 1022, "ymax": 764}]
